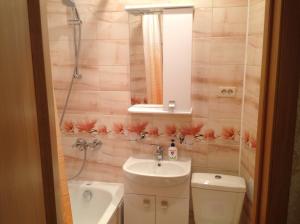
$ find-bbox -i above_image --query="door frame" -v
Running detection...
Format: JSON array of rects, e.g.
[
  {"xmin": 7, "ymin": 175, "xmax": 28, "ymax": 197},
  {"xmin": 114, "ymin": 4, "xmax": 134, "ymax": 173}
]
[
  {"xmin": 26, "ymin": 0, "xmax": 63, "ymax": 223},
  {"xmin": 25, "ymin": 0, "xmax": 300, "ymax": 223},
  {"xmin": 253, "ymin": 0, "xmax": 300, "ymax": 223}
]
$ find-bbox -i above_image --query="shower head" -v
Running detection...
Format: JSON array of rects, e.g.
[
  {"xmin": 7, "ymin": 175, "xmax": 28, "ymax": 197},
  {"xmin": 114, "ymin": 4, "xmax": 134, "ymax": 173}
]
[
  {"xmin": 62, "ymin": 0, "xmax": 81, "ymax": 22},
  {"xmin": 62, "ymin": 0, "xmax": 76, "ymax": 7}
]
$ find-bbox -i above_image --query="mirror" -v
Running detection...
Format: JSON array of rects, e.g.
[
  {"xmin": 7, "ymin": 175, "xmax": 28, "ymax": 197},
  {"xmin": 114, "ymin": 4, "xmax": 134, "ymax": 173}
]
[
  {"xmin": 129, "ymin": 13, "xmax": 164, "ymax": 105},
  {"xmin": 126, "ymin": 5, "xmax": 194, "ymax": 114}
]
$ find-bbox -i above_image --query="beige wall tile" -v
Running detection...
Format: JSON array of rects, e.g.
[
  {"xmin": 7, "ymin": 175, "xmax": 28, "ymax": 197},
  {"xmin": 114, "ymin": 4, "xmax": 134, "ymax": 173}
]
[
  {"xmin": 240, "ymin": 0, "xmax": 265, "ymax": 218},
  {"xmin": 208, "ymin": 64, "xmax": 244, "ymax": 84},
  {"xmin": 210, "ymin": 36, "xmax": 246, "ymax": 65},
  {"xmin": 52, "ymin": 65, "xmax": 101, "ymax": 91},
  {"xmin": 48, "ymin": 1, "xmax": 69, "ymax": 14},
  {"xmin": 55, "ymin": 90, "xmax": 99, "ymax": 112},
  {"xmin": 52, "ymin": 65, "xmax": 129, "ymax": 91},
  {"xmin": 97, "ymin": 91, "xmax": 131, "ymax": 115},
  {"xmin": 212, "ymin": 7, "xmax": 247, "ymax": 37},
  {"xmin": 248, "ymin": 1, "xmax": 266, "ymax": 35},
  {"xmin": 193, "ymin": 0, "xmax": 213, "ymax": 8},
  {"xmin": 192, "ymin": 97, "xmax": 210, "ymax": 117},
  {"xmin": 181, "ymin": 143, "xmax": 208, "ymax": 167},
  {"xmin": 213, "ymin": 0, "xmax": 248, "ymax": 7},
  {"xmin": 246, "ymin": 34, "xmax": 263, "ymax": 66},
  {"xmin": 193, "ymin": 8, "xmax": 212, "ymax": 38},
  {"xmin": 47, "ymin": 13, "xmax": 72, "ymax": 41},
  {"xmin": 83, "ymin": 0, "xmax": 124, "ymax": 12},
  {"xmin": 245, "ymin": 66, "xmax": 261, "ymax": 98},
  {"xmin": 192, "ymin": 38, "xmax": 211, "ymax": 64},
  {"xmin": 99, "ymin": 66, "xmax": 129, "ymax": 91},
  {"xmin": 96, "ymin": 12, "xmax": 129, "ymax": 40},
  {"xmin": 49, "ymin": 40, "xmax": 74, "ymax": 66},
  {"xmin": 80, "ymin": 40, "xmax": 129, "ymax": 66},
  {"xmin": 207, "ymin": 143, "xmax": 239, "ymax": 173}
]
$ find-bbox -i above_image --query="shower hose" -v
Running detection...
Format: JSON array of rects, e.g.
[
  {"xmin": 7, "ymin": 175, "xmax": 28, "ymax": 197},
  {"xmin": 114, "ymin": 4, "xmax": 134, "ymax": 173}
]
[{"xmin": 58, "ymin": 6, "xmax": 86, "ymax": 181}]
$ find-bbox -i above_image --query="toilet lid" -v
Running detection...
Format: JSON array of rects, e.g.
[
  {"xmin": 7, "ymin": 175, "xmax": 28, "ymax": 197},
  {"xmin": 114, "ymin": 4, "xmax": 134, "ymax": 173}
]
[{"xmin": 191, "ymin": 173, "xmax": 246, "ymax": 193}]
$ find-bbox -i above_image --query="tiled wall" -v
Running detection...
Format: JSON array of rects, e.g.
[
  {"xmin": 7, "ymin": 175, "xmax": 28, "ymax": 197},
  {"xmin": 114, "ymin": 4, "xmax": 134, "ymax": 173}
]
[
  {"xmin": 46, "ymin": 0, "xmax": 268, "ymax": 223},
  {"xmin": 240, "ymin": 0, "xmax": 265, "ymax": 223},
  {"xmin": 47, "ymin": 0, "xmax": 248, "ymax": 183}
]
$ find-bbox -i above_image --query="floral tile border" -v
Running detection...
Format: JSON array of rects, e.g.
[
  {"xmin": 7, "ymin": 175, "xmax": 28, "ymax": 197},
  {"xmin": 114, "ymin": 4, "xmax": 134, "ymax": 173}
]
[{"xmin": 62, "ymin": 118, "xmax": 242, "ymax": 146}]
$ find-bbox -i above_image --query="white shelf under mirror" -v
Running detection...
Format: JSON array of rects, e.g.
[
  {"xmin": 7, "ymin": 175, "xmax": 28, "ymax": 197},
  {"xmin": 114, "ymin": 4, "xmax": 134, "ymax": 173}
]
[
  {"xmin": 125, "ymin": 3, "xmax": 194, "ymax": 13},
  {"xmin": 128, "ymin": 104, "xmax": 192, "ymax": 115}
]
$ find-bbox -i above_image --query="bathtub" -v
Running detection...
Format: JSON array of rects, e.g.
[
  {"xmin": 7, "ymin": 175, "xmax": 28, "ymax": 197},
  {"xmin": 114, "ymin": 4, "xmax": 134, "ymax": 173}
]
[{"xmin": 68, "ymin": 181, "xmax": 124, "ymax": 224}]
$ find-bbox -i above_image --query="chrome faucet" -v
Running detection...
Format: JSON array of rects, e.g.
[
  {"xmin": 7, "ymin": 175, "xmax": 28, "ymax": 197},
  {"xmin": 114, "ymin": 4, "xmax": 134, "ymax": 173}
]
[
  {"xmin": 73, "ymin": 138, "xmax": 102, "ymax": 151},
  {"xmin": 154, "ymin": 145, "xmax": 164, "ymax": 166}
]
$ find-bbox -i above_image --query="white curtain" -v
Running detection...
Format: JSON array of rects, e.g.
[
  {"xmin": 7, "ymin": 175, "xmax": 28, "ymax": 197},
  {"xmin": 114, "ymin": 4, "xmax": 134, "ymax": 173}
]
[{"xmin": 142, "ymin": 13, "xmax": 163, "ymax": 104}]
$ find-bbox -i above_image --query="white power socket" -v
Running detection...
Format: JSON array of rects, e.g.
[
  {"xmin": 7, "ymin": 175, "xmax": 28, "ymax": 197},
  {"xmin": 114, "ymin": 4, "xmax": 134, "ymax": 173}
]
[{"xmin": 217, "ymin": 86, "xmax": 237, "ymax": 98}]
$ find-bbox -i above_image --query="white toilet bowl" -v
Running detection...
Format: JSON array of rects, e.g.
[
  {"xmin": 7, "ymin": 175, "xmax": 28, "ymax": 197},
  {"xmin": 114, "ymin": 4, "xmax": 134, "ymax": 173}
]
[{"xmin": 191, "ymin": 173, "xmax": 246, "ymax": 224}]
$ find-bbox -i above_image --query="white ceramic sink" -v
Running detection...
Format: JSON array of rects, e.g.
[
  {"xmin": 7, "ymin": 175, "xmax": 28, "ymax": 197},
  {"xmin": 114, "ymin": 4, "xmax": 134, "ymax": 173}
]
[{"xmin": 123, "ymin": 157, "xmax": 191, "ymax": 186}]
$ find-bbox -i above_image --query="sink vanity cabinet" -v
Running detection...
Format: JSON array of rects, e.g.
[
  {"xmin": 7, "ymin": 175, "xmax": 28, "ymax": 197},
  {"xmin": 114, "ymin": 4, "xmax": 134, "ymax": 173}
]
[
  {"xmin": 156, "ymin": 196, "xmax": 189, "ymax": 224},
  {"xmin": 122, "ymin": 157, "xmax": 191, "ymax": 224},
  {"xmin": 124, "ymin": 194, "xmax": 189, "ymax": 224},
  {"xmin": 124, "ymin": 194, "xmax": 155, "ymax": 224}
]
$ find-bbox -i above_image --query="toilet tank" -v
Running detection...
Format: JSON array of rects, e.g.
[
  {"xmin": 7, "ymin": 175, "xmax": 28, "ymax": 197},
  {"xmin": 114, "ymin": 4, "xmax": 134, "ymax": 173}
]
[{"xmin": 191, "ymin": 173, "xmax": 246, "ymax": 224}]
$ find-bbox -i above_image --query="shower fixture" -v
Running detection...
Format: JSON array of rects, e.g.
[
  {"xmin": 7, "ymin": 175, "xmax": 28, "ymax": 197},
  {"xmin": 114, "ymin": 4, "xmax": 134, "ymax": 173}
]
[
  {"xmin": 62, "ymin": 0, "xmax": 76, "ymax": 7},
  {"xmin": 68, "ymin": 138, "xmax": 102, "ymax": 180},
  {"xmin": 73, "ymin": 138, "xmax": 103, "ymax": 152},
  {"xmin": 59, "ymin": 0, "xmax": 87, "ymax": 181},
  {"xmin": 59, "ymin": 0, "xmax": 82, "ymax": 127}
]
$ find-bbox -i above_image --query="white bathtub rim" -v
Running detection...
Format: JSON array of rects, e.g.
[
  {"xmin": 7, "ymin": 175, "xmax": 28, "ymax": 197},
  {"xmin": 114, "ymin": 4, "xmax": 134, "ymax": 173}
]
[{"xmin": 68, "ymin": 181, "xmax": 124, "ymax": 224}]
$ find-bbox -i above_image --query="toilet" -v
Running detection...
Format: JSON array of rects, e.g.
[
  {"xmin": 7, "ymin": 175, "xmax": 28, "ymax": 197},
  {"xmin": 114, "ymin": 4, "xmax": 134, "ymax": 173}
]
[{"xmin": 191, "ymin": 173, "xmax": 246, "ymax": 224}]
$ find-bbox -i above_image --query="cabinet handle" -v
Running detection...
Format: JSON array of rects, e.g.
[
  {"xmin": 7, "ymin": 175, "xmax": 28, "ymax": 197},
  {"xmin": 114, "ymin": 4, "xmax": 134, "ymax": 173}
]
[
  {"xmin": 161, "ymin": 200, "xmax": 168, "ymax": 209},
  {"xmin": 143, "ymin": 199, "xmax": 150, "ymax": 208}
]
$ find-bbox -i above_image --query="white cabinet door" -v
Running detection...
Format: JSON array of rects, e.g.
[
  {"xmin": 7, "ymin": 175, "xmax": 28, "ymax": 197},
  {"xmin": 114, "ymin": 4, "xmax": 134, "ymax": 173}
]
[
  {"xmin": 124, "ymin": 194, "xmax": 155, "ymax": 224},
  {"xmin": 156, "ymin": 197, "xmax": 189, "ymax": 224}
]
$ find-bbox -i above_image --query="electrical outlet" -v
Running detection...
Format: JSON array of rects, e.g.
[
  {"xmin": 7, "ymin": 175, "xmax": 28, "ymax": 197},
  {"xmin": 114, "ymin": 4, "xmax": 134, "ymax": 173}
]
[{"xmin": 218, "ymin": 87, "xmax": 237, "ymax": 98}]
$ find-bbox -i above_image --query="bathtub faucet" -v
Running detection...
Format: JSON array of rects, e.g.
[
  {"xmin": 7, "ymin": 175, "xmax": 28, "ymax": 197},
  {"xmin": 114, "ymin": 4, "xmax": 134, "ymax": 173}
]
[
  {"xmin": 73, "ymin": 138, "xmax": 102, "ymax": 151},
  {"xmin": 89, "ymin": 139, "xmax": 102, "ymax": 150}
]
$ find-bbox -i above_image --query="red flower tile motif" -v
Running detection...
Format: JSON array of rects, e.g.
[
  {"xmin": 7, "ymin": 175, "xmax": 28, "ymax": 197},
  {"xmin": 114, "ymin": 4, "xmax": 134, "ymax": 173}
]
[
  {"xmin": 244, "ymin": 131, "xmax": 250, "ymax": 143},
  {"xmin": 131, "ymin": 96, "xmax": 148, "ymax": 105},
  {"xmin": 143, "ymin": 97, "xmax": 148, "ymax": 104},
  {"xmin": 180, "ymin": 123, "xmax": 204, "ymax": 136},
  {"xmin": 98, "ymin": 125, "xmax": 108, "ymax": 135},
  {"xmin": 222, "ymin": 127, "xmax": 235, "ymax": 140},
  {"xmin": 113, "ymin": 122, "xmax": 124, "ymax": 134},
  {"xmin": 250, "ymin": 137, "xmax": 257, "ymax": 149},
  {"xmin": 127, "ymin": 121, "xmax": 148, "ymax": 135},
  {"xmin": 165, "ymin": 124, "xmax": 177, "ymax": 136},
  {"xmin": 131, "ymin": 96, "xmax": 142, "ymax": 105},
  {"xmin": 61, "ymin": 118, "xmax": 241, "ymax": 145},
  {"xmin": 76, "ymin": 120, "xmax": 97, "ymax": 133},
  {"xmin": 148, "ymin": 127, "xmax": 159, "ymax": 137},
  {"xmin": 63, "ymin": 120, "xmax": 74, "ymax": 133},
  {"xmin": 204, "ymin": 129, "xmax": 216, "ymax": 140}
]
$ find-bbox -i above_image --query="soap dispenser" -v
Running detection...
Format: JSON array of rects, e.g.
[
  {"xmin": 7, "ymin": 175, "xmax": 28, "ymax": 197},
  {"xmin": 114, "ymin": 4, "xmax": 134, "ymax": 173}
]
[{"xmin": 168, "ymin": 139, "xmax": 178, "ymax": 160}]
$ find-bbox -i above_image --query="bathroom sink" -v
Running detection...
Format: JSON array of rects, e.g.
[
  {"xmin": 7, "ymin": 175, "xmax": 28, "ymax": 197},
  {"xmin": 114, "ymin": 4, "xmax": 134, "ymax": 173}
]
[{"xmin": 123, "ymin": 157, "xmax": 191, "ymax": 186}]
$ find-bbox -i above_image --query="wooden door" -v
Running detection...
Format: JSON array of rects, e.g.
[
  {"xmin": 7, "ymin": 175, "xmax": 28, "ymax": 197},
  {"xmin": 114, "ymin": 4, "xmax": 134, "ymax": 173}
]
[
  {"xmin": 253, "ymin": 0, "xmax": 300, "ymax": 223},
  {"xmin": 0, "ymin": 0, "xmax": 59, "ymax": 223}
]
